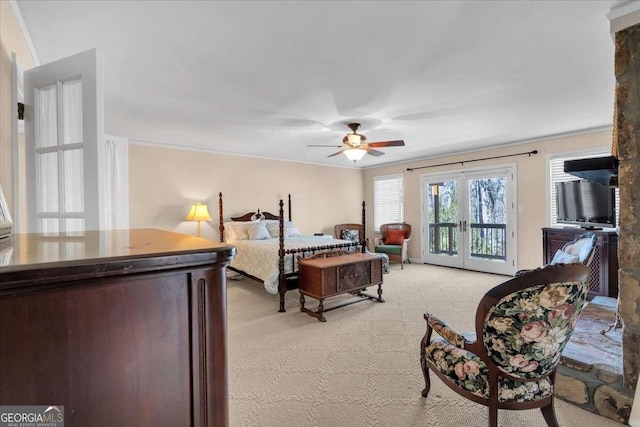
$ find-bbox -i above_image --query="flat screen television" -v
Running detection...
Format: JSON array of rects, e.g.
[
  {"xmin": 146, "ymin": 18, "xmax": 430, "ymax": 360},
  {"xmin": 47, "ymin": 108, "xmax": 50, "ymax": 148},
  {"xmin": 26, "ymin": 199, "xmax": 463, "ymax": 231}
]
[{"xmin": 556, "ymin": 180, "xmax": 616, "ymax": 229}]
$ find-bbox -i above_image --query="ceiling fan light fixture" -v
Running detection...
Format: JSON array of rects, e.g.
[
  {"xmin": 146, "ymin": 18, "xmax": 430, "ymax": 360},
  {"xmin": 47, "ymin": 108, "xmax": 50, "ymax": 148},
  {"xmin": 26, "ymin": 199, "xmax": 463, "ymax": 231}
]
[
  {"xmin": 346, "ymin": 133, "xmax": 362, "ymax": 145},
  {"xmin": 343, "ymin": 148, "xmax": 367, "ymax": 163}
]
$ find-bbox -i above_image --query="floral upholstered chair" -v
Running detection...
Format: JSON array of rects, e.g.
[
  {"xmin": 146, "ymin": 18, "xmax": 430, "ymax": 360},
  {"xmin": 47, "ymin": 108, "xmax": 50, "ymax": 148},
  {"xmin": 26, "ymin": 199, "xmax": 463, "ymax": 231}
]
[{"xmin": 420, "ymin": 263, "xmax": 590, "ymax": 427}]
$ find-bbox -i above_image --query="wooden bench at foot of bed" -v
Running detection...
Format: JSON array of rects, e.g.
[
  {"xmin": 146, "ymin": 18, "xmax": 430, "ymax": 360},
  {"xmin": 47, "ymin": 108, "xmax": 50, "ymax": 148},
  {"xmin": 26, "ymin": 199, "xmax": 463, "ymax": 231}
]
[{"xmin": 298, "ymin": 251, "xmax": 384, "ymax": 322}]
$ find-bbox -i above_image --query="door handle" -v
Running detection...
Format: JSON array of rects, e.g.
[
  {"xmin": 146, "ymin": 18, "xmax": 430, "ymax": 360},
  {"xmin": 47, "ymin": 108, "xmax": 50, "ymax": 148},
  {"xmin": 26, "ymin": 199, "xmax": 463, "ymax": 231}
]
[
  {"xmin": 463, "ymin": 220, "xmax": 467, "ymax": 232},
  {"xmin": 458, "ymin": 221, "xmax": 462, "ymax": 231}
]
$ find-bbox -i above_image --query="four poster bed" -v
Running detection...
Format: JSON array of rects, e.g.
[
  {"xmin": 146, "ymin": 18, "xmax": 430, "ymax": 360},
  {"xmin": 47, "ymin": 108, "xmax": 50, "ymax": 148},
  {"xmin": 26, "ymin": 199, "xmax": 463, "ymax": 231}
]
[{"xmin": 218, "ymin": 193, "xmax": 367, "ymax": 312}]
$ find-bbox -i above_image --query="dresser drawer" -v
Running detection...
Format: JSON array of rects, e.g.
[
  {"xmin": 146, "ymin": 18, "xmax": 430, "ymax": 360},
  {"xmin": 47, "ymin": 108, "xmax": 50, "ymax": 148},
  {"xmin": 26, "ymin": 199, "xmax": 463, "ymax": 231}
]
[{"xmin": 337, "ymin": 261, "xmax": 370, "ymax": 292}]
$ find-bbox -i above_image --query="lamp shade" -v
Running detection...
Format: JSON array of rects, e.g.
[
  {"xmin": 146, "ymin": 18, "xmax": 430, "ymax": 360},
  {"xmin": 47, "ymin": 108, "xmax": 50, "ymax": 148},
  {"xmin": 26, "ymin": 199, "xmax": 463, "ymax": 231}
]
[
  {"xmin": 343, "ymin": 148, "xmax": 367, "ymax": 163},
  {"xmin": 185, "ymin": 203, "xmax": 212, "ymax": 222}
]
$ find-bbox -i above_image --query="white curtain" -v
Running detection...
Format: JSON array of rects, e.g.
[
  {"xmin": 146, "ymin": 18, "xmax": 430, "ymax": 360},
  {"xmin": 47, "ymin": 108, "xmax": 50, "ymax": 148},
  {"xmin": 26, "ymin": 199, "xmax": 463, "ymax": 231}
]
[{"xmin": 103, "ymin": 135, "xmax": 129, "ymax": 230}]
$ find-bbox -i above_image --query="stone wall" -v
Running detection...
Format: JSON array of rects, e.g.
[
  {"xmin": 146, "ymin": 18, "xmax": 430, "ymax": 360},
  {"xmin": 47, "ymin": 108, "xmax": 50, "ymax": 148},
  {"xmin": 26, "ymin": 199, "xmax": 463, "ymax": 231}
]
[
  {"xmin": 613, "ymin": 22, "xmax": 640, "ymax": 390},
  {"xmin": 557, "ymin": 361, "xmax": 633, "ymax": 423}
]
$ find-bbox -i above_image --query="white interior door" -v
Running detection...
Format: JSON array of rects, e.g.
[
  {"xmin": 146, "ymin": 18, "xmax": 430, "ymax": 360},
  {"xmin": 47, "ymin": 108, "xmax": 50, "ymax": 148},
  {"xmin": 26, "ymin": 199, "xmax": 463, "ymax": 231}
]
[
  {"xmin": 24, "ymin": 49, "xmax": 104, "ymax": 233},
  {"xmin": 422, "ymin": 167, "xmax": 516, "ymax": 275},
  {"xmin": 11, "ymin": 53, "xmax": 24, "ymax": 232}
]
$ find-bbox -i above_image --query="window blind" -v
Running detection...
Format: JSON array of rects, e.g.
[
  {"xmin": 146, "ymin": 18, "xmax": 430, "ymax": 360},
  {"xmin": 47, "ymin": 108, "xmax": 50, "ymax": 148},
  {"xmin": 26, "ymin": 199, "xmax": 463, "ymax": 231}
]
[
  {"xmin": 549, "ymin": 150, "xmax": 619, "ymax": 227},
  {"xmin": 374, "ymin": 174, "xmax": 403, "ymax": 231}
]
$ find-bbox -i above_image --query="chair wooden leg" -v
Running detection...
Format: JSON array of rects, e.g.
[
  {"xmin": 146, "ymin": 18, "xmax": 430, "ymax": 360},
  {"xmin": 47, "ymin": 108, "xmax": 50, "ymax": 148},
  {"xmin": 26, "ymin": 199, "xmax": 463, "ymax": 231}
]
[
  {"xmin": 488, "ymin": 366, "xmax": 499, "ymax": 427},
  {"xmin": 420, "ymin": 316, "xmax": 433, "ymax": 398},
  {"xmin": 540, "ymin": 400, "xmax": 559, "ymax": 427},
  {"xmin": 487, "ymin": 399, "xmax": 498, "ymax": 427},
  {"xmin": 421, "ymin": 365, "xmax": 431, "ymax": 397}
]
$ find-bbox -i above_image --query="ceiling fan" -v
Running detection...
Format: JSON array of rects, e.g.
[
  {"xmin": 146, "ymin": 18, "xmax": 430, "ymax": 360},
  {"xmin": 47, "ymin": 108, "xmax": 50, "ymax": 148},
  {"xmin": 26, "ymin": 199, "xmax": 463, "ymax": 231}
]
[{"xmin": 307, "ymin": 123, "xmax": 405, "ymax": 163}]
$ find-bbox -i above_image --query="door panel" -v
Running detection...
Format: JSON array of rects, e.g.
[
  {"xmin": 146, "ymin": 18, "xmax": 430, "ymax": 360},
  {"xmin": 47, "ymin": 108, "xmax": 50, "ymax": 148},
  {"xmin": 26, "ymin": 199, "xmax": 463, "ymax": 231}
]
[
  {"xmin": 422, "ymin": 168, "xmax": 515, "ymax": 275},
  {"xmin": 24, "ymin": 48, "xmax": 104, "ymax": 232},
  {"xmin": 424, "ymin": 177, "xmax": 463, "ymax": 268},
  {"xmin": 463, "ymin": 171, "xmax": 513, "ymax": 275}
]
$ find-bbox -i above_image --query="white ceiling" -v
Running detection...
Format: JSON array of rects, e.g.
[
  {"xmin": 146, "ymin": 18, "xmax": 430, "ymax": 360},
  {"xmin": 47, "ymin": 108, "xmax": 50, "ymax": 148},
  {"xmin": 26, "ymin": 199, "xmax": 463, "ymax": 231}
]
[{"xmin": 16, "ymin": 0, "xmax": 624, "ymax": 168}]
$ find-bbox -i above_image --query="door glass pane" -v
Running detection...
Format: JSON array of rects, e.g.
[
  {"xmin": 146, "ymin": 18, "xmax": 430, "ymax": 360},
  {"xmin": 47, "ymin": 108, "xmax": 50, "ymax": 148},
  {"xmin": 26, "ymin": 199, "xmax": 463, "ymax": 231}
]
[
  {"xmin": 39, "ymin": 152, "xmax": 58, "ymax": 212},
  {"xmin": 36, "ymin": 85, "xmax": 57, "ymax": 148},
  {"xmin": 39, "ymin": 218, "xmax": 59, "ymax": 233},
  {"xmin": 468, "ymin": 176, "xmax": 507, "ymax": 262},
  {"xmin": 65, "ymin": 218, "xmax": 85, "ymax": 232},
  {"xmin": 428, "ymin": 180, "xmax": 458, "ymax": 256},
  {"xmin": 63, "ymin": 149, "xmax": 84, "ymax": 212},
  {"xmin": 62, "ymin": 79, "xmax": 83, "ymax": 145}
]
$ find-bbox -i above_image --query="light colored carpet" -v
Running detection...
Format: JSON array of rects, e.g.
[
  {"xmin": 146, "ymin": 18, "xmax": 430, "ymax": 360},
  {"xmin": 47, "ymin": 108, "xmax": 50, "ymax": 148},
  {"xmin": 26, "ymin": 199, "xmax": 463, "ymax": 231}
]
[{"xmin": 227, "ymin": 263, "xmax": 623, "ymax": 427}]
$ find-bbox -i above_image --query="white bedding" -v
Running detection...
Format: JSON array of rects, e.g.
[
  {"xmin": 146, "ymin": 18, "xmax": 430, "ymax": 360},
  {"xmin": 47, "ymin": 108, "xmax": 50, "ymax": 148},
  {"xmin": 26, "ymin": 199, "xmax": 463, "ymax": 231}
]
[{"xmin": 228, "ymin": 236, "xmax": 353, "ymax": 294}]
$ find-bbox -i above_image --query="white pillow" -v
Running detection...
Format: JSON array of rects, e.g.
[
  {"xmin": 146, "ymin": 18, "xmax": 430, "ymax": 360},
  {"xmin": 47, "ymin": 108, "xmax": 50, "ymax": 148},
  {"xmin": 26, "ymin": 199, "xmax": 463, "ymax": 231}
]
[
  {"xmin": 265, "ymin": 220, "xmax": 301, "ymax": 238},
  {"xmin": 247, "ymin": 222, "xmax": 271, "ymax": 240},
  {"xmin": 223, "ymin": 220, "xmax": 259, "ymax": 241},
  {"xmin": 550, "ymin": 249, "xmax": 580, "ymax": 265},
  {"xmin": 284, "ymin": 222, "xmax": 302, "ymax": 237},
  {"xmin": 564, "ymin": 238, "xmax": 593, "ymax": 263},
  {"xmin": 264, "ymin": 220, "xmax": 281, "ymax": 238}
]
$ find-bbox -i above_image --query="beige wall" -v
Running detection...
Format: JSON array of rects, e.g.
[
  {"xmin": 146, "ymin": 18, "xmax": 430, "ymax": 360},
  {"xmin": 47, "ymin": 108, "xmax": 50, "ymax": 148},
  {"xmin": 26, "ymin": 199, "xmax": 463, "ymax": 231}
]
[
  {"xmin": 129, "ymin": 143, "xmax": 364, "ymax": 241},
  {"xmin": 1, "ymin": 2, "xmax": 612, "ymax": 267},
  {"xmin": 363, "ymin": 130, "xmax": 612, "ymax": 271},
  {"xmin": 0, "ymin": 2, "xmax": 35, "ymax": 221}
]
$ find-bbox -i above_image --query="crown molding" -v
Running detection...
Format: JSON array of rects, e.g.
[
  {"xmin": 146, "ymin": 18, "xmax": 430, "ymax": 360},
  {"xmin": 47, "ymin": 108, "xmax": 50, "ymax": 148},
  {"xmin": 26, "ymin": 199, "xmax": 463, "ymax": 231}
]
[
  {"xmin": 607, "ymin": 1, "xmax": 640, "ymax": 34},
  {"xmin": 362, "ymin": 125, "xmax": 613, "ymax": 171},
  {"xmin": 9, "ymin": 1, "xmax": 40, "ymax": 66}
]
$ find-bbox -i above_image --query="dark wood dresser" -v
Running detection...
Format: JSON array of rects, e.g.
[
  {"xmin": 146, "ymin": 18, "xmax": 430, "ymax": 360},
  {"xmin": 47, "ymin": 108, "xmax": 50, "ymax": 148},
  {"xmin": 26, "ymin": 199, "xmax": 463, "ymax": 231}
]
[
  {"xmin": 542, "ymin": 227, "xmax": 618, "ymax": 297},
  {"xmin": 0, "ymin": 229, "xmax": 235, "ymax": 426},
  {"xmin": 298, "ymin": 253, "xmax": 383, "ymax": 321}
]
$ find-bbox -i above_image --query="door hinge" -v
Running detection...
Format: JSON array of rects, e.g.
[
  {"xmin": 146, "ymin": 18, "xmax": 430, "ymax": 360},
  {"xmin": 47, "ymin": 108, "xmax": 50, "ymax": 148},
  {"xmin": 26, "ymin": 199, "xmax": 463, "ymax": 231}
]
[
  {"xmin": 512, "ymin": 231, "xmax": 514, "ymax": 238},
  {"xmin": 512, "ymin": 260, "xmax": 515, "ymax": 266},
  {"xmin": 17, "ymin": 102, "xmax": 24, "ymax": 120}
]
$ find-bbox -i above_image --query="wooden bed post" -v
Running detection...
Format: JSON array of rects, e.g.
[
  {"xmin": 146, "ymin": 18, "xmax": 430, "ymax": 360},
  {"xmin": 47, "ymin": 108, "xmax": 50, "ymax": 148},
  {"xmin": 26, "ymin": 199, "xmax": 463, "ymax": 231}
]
[
  {"xmin": 218, "ymin": 192, "xmax": 224, "ymax": 243},
  {"xmin": 288, "ymin": 194, "xmax": 292, "ymax": 222},
  {"xmin": 361, "ymin": 201, "xmax": 367, "ymax": 253},
  {"xmin": 278, "ymin": 199, "xmax": 286, "ymax": 312}
]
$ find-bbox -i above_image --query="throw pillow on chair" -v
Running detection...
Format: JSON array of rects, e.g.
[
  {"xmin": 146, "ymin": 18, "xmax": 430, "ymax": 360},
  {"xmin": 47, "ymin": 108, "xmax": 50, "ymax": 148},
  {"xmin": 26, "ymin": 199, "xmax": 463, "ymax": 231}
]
[
  {"xmin": 384, "ymin": 229, "xmax": 406, "ymax": 245},
  {"xmin": 341, "ymin": 229, "xmax": 360, "ymax": 242}
]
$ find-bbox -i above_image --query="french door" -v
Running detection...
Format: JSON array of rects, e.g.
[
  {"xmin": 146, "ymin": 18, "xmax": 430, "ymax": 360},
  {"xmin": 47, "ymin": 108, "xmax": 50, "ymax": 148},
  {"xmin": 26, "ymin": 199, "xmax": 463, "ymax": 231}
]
[
  {"xmin": 24, "ymin": 48, "xmax": 104, "ymax": 233},
  {"xmin": 422, "ymin": 167, "xmax": 516, "ymax": 275}
]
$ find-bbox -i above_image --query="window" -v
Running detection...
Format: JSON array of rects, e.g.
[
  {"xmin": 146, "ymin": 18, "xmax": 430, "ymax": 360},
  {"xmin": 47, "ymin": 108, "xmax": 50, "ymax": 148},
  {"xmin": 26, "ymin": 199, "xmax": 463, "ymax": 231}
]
[
  {"xmin": 374, "ymin": 174, "xmax": 403, "ymax": 231},
  {"xmin": 548, "ymin": 149, "xmax": 619, "ymax": 227}
]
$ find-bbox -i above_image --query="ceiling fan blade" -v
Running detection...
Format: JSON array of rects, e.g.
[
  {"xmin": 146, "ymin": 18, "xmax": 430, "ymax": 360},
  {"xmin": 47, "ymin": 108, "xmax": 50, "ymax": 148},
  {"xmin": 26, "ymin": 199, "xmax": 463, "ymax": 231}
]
[
  {"xmin": 367, "ymin": 140, "xmax": 405, "ymax": 148},
  {"xmin": 307, "ymin": 144, "xmax": 344, "ymax": 148},
  {"xmin": 366, "ymin": 148, "xmax": 385, "ymax": 157},
  {"xmin": 327, "ymin": 150, "xmax": 345, "ymax": 158}
]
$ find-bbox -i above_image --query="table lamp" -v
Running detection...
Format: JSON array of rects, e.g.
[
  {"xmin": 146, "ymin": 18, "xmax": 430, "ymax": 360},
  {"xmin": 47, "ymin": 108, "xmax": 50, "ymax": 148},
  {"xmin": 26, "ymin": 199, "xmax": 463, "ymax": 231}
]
[{"xmin": 185, "ymin": 203, "xmax": 212, "ymax": 237}]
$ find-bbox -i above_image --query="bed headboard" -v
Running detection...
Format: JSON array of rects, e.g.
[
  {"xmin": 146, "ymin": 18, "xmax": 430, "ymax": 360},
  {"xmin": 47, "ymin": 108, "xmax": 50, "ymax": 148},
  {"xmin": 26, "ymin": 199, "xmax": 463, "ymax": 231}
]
[
  {"xmin": 217, "ymin": 192, "xmax": 292, "ymax": 243},
  {"xmin": 230, "ymin": 210, "xmax": 279, "ymax": 222}
]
